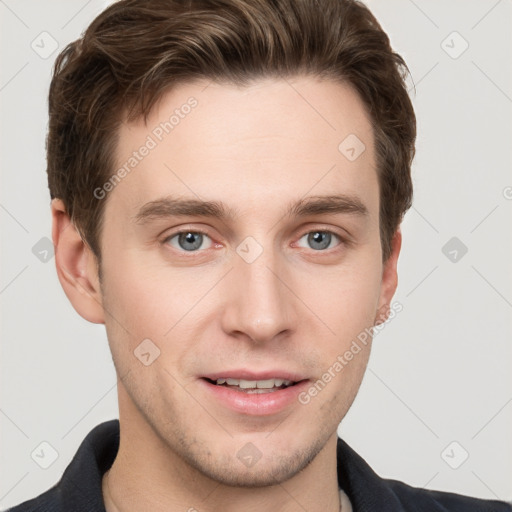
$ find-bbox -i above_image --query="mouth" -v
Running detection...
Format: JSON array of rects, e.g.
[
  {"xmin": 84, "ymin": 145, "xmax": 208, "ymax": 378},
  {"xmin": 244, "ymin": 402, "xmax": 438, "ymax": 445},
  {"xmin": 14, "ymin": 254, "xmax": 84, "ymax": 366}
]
[
  {"xmin": 199, "ymin": 372, "xmax": 310, "ymax": 415},
  {"xmin": 203, "ymin": 377, "xmax": 301, "ymax": 394}
]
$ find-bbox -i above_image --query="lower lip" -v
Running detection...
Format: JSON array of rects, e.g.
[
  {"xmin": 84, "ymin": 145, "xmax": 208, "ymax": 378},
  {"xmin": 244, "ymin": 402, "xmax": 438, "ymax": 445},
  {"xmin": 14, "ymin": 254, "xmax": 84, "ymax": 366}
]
[{"xmin": 200, "ymin": 379, "xmax": 310, "ymax": 416}]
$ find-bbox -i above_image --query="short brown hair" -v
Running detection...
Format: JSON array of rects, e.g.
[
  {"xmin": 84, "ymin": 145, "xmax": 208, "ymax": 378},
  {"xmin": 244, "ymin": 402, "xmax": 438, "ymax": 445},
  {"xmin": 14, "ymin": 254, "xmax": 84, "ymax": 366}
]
[{"xmin": 47, "ymin": 0, "xmax": 415, "ymax": 263}]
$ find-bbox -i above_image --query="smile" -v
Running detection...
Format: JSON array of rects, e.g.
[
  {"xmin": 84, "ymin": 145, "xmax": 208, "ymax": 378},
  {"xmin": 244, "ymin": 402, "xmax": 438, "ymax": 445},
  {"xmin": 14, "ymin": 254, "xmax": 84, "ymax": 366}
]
[{"xmin": 200, "ymin": 374, "xmax": 309, "ymax": 415}]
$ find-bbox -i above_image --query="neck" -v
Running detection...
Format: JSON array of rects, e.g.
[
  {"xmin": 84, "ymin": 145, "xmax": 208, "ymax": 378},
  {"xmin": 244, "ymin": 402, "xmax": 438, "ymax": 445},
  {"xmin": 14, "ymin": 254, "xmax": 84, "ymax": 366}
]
[
  {"xmin": 102, "ymin": 389, "xmax": 342, "ymax": 512},
  {"xmin": 103, "ymin": 464, "xmax": 342, "ymax": 512}
]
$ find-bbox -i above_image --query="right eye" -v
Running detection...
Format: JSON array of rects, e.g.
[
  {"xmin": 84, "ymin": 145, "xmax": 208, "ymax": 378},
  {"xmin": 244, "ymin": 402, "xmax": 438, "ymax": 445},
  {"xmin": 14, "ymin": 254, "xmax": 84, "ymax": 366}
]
[{"xmin": 163, "ymin": 230, "xmax": 214, "ymax": 252}]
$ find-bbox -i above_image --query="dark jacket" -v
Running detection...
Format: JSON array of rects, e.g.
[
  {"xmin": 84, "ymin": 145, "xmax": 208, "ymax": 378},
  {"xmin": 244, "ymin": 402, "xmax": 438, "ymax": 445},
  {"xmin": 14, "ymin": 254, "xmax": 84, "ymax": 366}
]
[{"xmin": 7, "ymin": 419, "xmax": 511, "ymax": 511}]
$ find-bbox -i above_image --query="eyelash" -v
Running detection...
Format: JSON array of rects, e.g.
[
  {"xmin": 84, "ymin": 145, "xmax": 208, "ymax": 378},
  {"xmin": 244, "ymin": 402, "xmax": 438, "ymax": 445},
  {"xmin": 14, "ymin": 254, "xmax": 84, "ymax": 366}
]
[{"xmin": 161, "ymin": 227, "xmax": 348, "ymax": 256}]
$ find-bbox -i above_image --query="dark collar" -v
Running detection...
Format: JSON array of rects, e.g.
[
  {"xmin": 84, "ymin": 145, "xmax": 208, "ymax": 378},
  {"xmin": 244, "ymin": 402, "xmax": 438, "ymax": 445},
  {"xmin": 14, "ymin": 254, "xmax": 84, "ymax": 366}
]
[{"xmin": 10, "ymin": 419, "xmax": 511, "ymax": 512}]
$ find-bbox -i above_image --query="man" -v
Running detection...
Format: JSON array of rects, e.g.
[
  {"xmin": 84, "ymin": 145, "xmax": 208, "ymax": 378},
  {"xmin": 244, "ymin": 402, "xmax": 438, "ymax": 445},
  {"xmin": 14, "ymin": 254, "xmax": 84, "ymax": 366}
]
[{"xmin": 8, "ymin": 0, "xmax": 511, "ymax": 511}]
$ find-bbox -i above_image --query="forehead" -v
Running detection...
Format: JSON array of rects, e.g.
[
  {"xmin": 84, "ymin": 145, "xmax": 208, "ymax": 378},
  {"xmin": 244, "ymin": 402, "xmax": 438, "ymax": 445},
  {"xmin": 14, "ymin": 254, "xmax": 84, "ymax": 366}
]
[{"xmin": 107, "ymin": 76, "xmax": 377, "ymax": 223}]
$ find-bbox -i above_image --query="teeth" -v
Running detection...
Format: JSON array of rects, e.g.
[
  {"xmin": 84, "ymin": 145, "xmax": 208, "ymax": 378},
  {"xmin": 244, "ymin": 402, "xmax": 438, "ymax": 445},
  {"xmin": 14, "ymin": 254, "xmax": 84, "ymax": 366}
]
[
  {"xmin": 215, "ymin": 378, "xmax": 293, "ymax": 388},
  {"xmin": 239, "ymin": 379, "xmax": 257, "ymax": 389},
  {"xmin": 256, "ymin": 379, "xmax": 275, "ymax": 389}
]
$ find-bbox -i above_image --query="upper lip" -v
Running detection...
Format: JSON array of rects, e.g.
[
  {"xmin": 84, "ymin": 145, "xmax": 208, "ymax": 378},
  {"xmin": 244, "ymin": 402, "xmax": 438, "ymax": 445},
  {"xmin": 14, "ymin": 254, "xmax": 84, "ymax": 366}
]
[{"xmin": 202, "ymin": 370, "xmax": 308, "ymax": 382}]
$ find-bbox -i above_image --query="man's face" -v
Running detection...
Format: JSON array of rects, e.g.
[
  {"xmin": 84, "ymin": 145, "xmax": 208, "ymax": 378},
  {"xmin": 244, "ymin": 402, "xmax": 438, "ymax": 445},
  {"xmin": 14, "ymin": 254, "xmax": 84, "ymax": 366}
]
[{"xmin": 95, "ymin": 76, "xmax": 396, "ymax": 486}]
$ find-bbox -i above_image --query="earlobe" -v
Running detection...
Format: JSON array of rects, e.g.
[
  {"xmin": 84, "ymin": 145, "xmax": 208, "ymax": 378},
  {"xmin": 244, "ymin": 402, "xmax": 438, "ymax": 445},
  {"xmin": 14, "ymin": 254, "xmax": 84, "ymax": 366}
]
[
  {"xmin": 51, "ymin": 199, "xmax": 105, "ymax": 324},
  {"xmin": 374, "ymin": 229, "xmax": 402, "ymax": 325}
]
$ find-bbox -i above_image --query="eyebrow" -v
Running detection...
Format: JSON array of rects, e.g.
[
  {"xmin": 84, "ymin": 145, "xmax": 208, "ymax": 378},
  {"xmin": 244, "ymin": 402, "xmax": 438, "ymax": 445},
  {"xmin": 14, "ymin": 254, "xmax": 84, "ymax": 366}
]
[{"xmin": 134, "ymin": 194, "xmax": 369, "ymax": 224}]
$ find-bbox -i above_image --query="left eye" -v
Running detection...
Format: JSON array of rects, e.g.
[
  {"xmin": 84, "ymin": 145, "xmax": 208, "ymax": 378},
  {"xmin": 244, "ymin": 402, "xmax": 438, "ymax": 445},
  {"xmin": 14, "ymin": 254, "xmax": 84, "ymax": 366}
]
[
  {"xmin": 164, "ymin": 231, "xmax": 213, "ymax": 252},
  {"xmin": 296, "ymin": 231, "xmax": 341, "ymax": 251}
]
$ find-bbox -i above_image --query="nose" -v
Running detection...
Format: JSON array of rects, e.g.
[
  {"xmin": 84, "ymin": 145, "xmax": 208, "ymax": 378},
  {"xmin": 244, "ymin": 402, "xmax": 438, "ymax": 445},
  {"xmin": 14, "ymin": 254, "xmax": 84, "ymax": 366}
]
[{"xmin": 220, "ymin": 243, "xmax": 298, "ymax": 344}]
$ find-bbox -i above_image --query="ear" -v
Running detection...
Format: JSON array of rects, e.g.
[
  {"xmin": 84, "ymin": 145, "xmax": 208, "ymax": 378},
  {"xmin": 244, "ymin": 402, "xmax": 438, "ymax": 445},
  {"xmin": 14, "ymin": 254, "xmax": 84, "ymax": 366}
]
[
  {"xmin": 374, "ymin": 229, "xmax": 402, "ymax": 325},
  {"xmin": 51, "ymin": 199, "xmax": 105, "ymax": 324}
]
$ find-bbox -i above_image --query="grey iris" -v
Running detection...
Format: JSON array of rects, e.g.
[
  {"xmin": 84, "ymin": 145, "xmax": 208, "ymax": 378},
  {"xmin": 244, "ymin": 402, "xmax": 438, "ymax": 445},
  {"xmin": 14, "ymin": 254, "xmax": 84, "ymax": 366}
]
[
  {"xmin": 179, "ymin": 232, "xmax": 203, "ymax": 251},
  {"xmin": 308, "ymin": 231, "xmax": 331, "ymax": 250}
]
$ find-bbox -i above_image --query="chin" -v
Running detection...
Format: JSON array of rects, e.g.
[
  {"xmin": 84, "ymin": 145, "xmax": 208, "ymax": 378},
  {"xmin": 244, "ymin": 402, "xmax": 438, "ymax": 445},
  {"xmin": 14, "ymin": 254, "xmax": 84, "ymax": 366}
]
[
  {"xmin": 177, "ymin": 432, "xmax": 328, "ymax": 488},
  {"xmin": 194, "ymin": 451, "xmax": 316, "ymax": 488}
]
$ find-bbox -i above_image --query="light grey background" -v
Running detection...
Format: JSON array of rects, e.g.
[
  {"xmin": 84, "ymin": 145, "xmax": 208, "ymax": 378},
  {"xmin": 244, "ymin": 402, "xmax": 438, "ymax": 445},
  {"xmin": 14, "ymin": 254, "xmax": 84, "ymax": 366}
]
[{"xmin": 1, "ymin": 0, "xmax": 511, "ymax": 509}]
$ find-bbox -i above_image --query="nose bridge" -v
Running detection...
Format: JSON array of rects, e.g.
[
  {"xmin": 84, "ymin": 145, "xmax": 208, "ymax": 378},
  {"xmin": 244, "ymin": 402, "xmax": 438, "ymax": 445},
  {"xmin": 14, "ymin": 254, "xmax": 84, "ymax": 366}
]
[{"xmin": 221, "ymin": 236, "xmax": 297, "ymax": 343}]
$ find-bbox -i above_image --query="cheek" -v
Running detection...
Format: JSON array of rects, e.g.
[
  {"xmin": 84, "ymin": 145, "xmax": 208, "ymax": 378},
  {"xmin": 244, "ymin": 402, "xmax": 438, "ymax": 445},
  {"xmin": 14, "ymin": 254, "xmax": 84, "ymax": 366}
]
[
  {"xmin": 101, "ymin": 252, "xmax": 196, "ymax": 333},
  {"xmin": 99, "ymin": 255, "xmax": 169, "ymax": 365},
  {"xmin": 308, "ymin": 255, "xmax": 383, "ymax": 335},
  {"xmin": 99, "ymin": 251, "xmax": 221, "ymax": 376}
]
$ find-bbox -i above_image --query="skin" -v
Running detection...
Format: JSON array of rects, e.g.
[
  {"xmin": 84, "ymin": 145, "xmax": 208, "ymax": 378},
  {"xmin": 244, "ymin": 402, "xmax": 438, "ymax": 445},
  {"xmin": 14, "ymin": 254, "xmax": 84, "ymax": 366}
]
[{"xmin": 51, "ymin": 76, "xmax": 401, "ymax": 512}]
